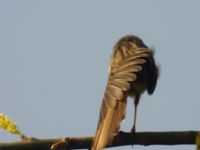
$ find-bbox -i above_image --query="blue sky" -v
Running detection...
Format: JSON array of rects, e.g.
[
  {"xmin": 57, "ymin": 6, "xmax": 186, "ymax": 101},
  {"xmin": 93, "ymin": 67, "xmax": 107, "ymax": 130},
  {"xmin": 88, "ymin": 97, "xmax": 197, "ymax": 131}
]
[{"xmin": 0, "ymin": 1, "xmax": 200, "ymax": 150}]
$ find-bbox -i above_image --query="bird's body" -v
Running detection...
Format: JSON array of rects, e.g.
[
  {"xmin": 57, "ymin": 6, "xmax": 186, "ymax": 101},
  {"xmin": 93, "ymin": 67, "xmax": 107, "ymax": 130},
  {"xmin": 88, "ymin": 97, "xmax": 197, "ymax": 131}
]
[{"xmin": 91, "ymin": 35, "xmax": 159, "ymax": 150}]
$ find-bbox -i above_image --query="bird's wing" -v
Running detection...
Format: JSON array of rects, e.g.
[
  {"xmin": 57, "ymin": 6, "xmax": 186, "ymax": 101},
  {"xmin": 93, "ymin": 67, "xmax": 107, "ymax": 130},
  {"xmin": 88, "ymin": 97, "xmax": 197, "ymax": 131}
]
[{"xmin": 91, "ymin": 49, "xmax": 150, "ymax": 150}]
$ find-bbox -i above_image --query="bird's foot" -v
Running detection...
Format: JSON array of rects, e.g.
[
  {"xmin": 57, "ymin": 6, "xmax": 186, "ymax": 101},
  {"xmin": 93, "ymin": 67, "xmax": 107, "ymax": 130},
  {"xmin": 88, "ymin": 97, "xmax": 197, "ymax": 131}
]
[{"xmin": 130, "ymin": 126, "xmax": 136, "ymax": 136}]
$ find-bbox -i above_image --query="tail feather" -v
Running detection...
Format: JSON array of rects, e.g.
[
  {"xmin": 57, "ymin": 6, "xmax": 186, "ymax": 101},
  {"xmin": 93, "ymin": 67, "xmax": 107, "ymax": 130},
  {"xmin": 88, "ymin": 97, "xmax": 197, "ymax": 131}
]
[{"xmin": 91, "ymin": 101, "xmax": 126, "ymax": 150}]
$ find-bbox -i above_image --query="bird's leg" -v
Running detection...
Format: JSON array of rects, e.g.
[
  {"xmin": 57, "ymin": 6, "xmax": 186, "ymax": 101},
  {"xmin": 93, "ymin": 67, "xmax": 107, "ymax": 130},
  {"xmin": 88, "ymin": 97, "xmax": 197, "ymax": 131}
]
[{"xmin": 131, "ymin": 93, "xmax": 140, "ymax": 135}]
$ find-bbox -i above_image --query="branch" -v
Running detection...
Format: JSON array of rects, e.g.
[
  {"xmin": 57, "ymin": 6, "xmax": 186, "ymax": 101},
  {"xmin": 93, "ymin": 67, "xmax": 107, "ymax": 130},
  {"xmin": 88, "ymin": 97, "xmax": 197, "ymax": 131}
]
[{"xmin": 0, "ymin": 131, "xmax": 198, "ymax": 150}]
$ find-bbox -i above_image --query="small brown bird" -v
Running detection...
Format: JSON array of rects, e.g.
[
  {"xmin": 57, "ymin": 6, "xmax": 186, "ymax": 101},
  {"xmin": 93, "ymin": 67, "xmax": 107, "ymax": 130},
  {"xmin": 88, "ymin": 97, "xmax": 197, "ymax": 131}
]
[{"xmin": 91, "ymin": 35, "xmax": 159, "ymax": 150}]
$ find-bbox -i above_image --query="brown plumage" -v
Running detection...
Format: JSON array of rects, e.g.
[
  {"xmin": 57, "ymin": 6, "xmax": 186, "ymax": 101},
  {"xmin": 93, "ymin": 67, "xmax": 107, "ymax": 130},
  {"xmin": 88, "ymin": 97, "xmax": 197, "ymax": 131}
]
[{"xmin": 91, "ymin": 35, "xmax": 159, "ymax": 150}]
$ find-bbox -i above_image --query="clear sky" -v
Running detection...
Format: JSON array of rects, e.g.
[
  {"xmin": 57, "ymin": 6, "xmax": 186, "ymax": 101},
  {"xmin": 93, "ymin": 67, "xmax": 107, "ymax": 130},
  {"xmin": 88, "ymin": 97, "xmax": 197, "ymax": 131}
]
[{"xmin": 0, "ymin": 1, "xmax": 200, "ymax": 150}]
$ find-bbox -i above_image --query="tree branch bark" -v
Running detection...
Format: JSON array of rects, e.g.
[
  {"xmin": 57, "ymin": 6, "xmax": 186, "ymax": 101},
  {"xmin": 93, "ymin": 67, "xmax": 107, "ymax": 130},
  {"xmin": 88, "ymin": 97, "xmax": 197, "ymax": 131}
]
[{"xmin": 0, "ymin": 131, "xmax": 198, "ymax": 150}]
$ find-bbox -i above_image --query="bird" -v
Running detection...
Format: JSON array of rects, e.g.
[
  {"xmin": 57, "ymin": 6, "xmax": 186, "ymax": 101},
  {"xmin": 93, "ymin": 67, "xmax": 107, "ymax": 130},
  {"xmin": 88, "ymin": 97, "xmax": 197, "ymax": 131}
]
[{"xmin": 91, "ymin": 35, "xmax": 159, "ymax": 150}]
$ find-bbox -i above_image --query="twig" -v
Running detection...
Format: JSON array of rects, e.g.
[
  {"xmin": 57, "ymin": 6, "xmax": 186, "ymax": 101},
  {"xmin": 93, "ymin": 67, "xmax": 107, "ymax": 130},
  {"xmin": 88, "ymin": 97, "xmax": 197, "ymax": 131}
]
[{"xmin": 0, "ymin": 131, "xmax": 198, "ymax": 150}]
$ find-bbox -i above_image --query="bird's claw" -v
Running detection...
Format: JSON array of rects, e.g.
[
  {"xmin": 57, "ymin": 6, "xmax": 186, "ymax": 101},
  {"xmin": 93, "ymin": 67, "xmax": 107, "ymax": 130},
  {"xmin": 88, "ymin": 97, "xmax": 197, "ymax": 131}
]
[{"xmin": 130, "ymin": 126, "xmax": 136, "ymax": 136}]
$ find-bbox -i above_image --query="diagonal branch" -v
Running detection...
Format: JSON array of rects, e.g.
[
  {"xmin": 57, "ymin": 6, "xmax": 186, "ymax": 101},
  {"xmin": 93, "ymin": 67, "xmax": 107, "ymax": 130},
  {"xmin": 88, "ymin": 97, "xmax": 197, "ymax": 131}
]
[{"xmin": 0, "ymin": 131, "xmax": 198, "ymax": 150}]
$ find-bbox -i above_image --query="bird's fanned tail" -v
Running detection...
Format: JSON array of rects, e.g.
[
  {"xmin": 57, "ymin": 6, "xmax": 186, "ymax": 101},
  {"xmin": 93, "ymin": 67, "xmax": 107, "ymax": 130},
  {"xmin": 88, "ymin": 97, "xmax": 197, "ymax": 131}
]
[{"xmin": 91, "ymin": 49, "xmax": 150, "ymax": 150}]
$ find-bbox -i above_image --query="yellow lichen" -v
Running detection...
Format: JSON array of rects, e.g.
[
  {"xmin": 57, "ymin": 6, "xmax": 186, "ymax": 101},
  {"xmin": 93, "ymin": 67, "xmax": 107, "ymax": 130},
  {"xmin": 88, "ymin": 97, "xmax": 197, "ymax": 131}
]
[{"xmin": 0, "ymin": 112, "xmax": 24, "ymax": 138}]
